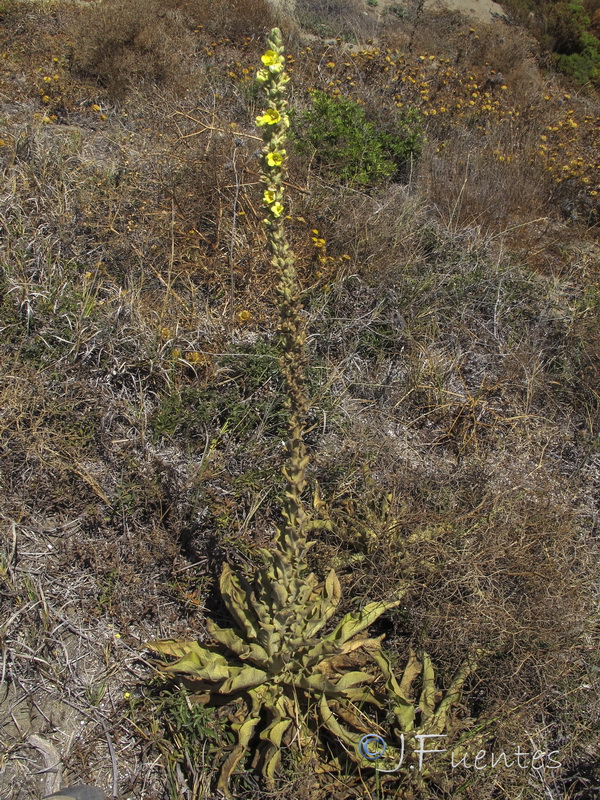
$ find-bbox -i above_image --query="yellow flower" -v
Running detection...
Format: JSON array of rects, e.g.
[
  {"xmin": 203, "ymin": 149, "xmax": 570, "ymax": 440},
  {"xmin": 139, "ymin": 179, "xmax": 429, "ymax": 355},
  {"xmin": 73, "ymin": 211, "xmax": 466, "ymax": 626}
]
[
  {"xmin": 270, "ymin": 202, "xmax": 284, "ymax": 217},
  {"xmin": 263, "ymin": 189, "xmax": 277, "ymax": 204},
  {"xmin": 92, "ymin": 104, "xmax": 101, "ymax": 112},
  {"xmin": 256, "ymin": 108, "xmax": 281, "ymax": 126},
  {"xmin": 266, "ymin": 150, "xmax": 284, "ymax": 167},
  {"xmin": 261, "ymin": 50, "xmax": 284, "ymax": 72},
  {"xmin": 237, "ymin": 309, "xmax": 251, "ymax": 322},
  {"xmin": 256, "ymin": 68, "xmax": 270, "ymax": 82},
  {"xmin": 124, "ymin": 692, "xmax": 130, "ymax": 699}
]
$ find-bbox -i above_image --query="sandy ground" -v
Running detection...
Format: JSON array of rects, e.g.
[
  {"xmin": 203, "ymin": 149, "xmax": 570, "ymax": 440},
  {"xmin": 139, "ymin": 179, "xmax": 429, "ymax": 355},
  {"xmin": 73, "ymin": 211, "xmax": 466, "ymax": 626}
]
[
  {"xmin": 424, "ymin": 0, "xmax": 507, "ymax": 23},
  {"xmin": 371, "ymin": 0, "xmax": 508, "ymax": 25}
]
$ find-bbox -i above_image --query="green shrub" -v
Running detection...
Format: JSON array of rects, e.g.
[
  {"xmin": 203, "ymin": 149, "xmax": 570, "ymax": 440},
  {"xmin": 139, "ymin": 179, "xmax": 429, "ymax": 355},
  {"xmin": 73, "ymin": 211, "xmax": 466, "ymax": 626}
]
[
  {"xmin": 546, "ymin": 0, "xmax": 600, "ymax": 83},
  {"xmin": 548, "ymin": 0, "xmax": 591, "ymax": 53},
  {"xmin": 556, "ymin": 46, "xmax": 600, "ymax": 82},
  {"xmin": 555, "ymin": 30, "xmax": 600, "ymax": 82},
  {"xmin": 292, "ymin": 91, "xmax": 423, "ymax": 187}
]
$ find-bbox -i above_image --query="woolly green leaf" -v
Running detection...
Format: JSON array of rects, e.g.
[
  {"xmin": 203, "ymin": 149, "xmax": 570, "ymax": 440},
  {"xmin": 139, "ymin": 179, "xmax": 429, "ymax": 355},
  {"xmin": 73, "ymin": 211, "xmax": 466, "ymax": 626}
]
[
  {"xmin": 220, "ymin": 564, "xmax": 261, "ymax": 641},
  {"xmin": 219, "ymin": 664, "xmax": 268, "ymax": 694},
  {"xmin": 374, "ymin": 650, "xmax": 416, "ymax": 731},
  {"xmin": 419, "ymin": 652, "xmax": 436, "ymax": 721},
  {"xmin": 334, "ymin": 670, "xmax": 376, "ymax": 690},
  {"xmin": 343, "ymin": 685, "xmax": 384, "ymax": 706},
  {"xmin": 217, "ymin": 714, "xmax": 261, "ymax": 798},
  {"xmin": 271, "ymin": 580, "xmax": 289, "ymax": 609},
  {"xmin": 427, "ymin": 651, "xmax": 480, "ymax": 734},
  {"xmin": 399, "ymin": 649, "xmax": 422, "ymax": 698},
  {"xmin": 257, "ymin": 623, "xmax": 281, "ymax": 657},
  {"xmin": 318, "ymin": 694, "xmax": 362, "ymax": 750},
  {"xmin": 338, "ymin": 634, "xmax": 385, "ymax": 654},
  {"xmin": 304, "ymin": 569, "xmax": 342, "ymax": 638},
  {"xmin": 260, "ymin": 718, "xmax": 292, "ymax": 779},
  {"xmin": 294, "ymin": 672, "xmax": 342, "ymax": 694},
  {"xmin": 147, "ymin": 639, "xmax": 232, "ymax": 682},
  {"xmin": 324, "ymin": 598, "xmax": 403, "ymax": 647},
  {"xmin": 205, "ymin": 619, "xmax": 270, "ymax": 667},
  {"xmin": 146, "ymin": 638, "xmax": 200, "ymax": 658}
]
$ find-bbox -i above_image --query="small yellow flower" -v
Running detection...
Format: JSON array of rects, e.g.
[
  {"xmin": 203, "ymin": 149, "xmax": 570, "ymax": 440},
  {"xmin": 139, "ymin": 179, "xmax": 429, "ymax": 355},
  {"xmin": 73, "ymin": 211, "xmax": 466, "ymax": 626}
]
[
  {"xmin": 270, "ymin": 202, "xmax": 284, "ymax": 217},
  {"xmin": 92, "ymin": 104, "xmax": 101, "ymax": 112},
  {"xmin": 263, "ymin": 189, "xmax": 277, "ymax": 204},
  {"xmin": 256, "ymin": 68, "xmax": 270, "ymax": 82},
  {"xmin": 261, "ymin": 50, "xmax": 284, "ymax": 72},
  {"xmin": 124, "ymin": 692, "xmax": 130, "ymax": 699},
  {"xmin": 237, "ymin": 309, "xmax": 251, "ymax": 322},
  {"xmin": 160, "ymin": 327, "xmax": 172, "ymax": 340},
  {"xmin": 266, "ymin": 150, "xmax": 284, "ymax": 167},
  {"xmin": 256, "ymin": 108, "xmax": 281, "ymax": 126}
]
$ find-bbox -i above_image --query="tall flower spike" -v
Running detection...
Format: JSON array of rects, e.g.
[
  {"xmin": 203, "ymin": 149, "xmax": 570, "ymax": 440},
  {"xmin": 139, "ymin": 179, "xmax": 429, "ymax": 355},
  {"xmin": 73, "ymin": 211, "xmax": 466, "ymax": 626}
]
[
  {"xmin": 257, "ymin": 26, "xmax": 309, "ymax": 571},
  {"xmin": 146, "ymin": 28, "xmax": 481, "ymax": 799}
]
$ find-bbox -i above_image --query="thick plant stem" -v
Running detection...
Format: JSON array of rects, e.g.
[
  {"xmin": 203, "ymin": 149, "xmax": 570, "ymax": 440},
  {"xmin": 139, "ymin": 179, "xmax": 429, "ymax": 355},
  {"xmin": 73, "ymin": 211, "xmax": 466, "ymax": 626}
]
[{"xmin": 256, "ymin": 28, "xmax": 310, "ymax": 590}]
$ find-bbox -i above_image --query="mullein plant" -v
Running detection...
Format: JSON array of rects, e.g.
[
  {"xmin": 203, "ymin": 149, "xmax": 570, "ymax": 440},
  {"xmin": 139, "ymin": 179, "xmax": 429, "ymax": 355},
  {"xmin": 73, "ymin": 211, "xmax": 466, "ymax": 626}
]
[{"xmin": 147, "ymin": 28, "xmax": 480, "ymax": 798}]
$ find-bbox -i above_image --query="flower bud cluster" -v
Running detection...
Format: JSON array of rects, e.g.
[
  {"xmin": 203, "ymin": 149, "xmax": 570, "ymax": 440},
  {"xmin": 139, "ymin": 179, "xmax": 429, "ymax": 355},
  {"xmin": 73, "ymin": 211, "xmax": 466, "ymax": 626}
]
[{"xmin": 255, "ymin": 30, "xmax": 290, "ymax": 226}]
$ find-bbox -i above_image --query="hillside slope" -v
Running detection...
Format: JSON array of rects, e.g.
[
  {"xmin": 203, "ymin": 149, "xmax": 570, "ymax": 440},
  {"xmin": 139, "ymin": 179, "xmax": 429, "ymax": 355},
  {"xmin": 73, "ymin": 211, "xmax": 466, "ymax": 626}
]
[{"xmin": 0, "ymin": 1, "xmax": 599, "ymax": 799}]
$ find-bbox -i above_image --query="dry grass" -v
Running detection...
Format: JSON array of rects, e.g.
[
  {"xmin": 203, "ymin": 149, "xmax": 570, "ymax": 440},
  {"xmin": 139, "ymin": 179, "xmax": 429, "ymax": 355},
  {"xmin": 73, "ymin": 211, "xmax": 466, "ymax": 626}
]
[{"xmin": 0, "ymin": 1, "xmax": 599, "ymax": 799}]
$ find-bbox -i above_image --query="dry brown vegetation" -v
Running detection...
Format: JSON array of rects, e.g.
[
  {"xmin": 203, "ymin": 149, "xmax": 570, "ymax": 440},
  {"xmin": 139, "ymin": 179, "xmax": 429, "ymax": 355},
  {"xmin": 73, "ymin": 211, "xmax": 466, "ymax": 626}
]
[{"xmin": 0, "ymin": 0, "xmax": 599, "ymax": 798}]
